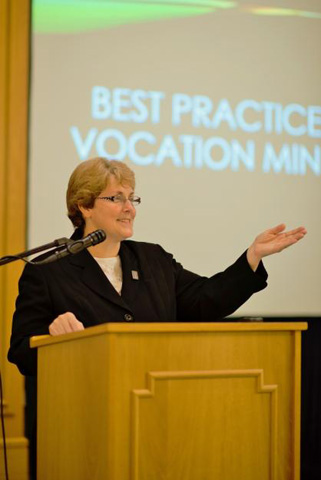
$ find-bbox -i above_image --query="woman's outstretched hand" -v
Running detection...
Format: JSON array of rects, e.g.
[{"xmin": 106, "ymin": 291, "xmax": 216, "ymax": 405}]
[{"xmin": 247, "ymin": 223, "xmax": 307, "ymax": 272}]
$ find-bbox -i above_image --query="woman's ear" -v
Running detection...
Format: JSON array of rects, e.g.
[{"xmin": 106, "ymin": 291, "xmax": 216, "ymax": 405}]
[{"xmin": 78, "ymin": 203, "xmax": 92, "ymax": 220}]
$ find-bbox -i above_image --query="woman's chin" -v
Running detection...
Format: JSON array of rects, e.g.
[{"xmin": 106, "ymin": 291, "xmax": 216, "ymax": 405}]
[{"xmin": 119, "ymin": 227, "xmax": 134, "ymax": 240}]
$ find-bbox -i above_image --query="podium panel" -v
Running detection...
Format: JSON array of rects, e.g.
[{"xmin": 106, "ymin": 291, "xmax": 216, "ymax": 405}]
[
  {"xmin": 31, "ymin": 322, "xmax": 306, "ymax": 480},
  {"xmin": 132, "ymin": 369, "xmax": 276, "ymax": 480}
]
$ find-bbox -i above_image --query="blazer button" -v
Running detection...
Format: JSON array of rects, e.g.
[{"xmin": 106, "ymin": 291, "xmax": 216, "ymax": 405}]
[{"xmin": 124, "ymin": 313, "xmax": 134, "ymax": 322}]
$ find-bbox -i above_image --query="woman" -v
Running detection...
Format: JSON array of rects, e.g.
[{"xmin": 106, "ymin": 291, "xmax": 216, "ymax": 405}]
[
  {"xmin": 8, "ymin": 156, "xmax": 307, "ymax": 374},
  {"xmin": 8, "ymin": 157, "xmax": 306, "ymax": 480}
]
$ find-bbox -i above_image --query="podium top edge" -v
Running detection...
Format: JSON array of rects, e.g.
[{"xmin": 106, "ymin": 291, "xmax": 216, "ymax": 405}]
[{"xmin": 30, "ymin": 321, "xmax": 308, "ymax": 348}]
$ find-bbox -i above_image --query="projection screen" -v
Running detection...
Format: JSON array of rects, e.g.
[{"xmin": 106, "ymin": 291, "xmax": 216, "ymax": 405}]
[{"xmin": 29, "ymin": 0, "xmax": 321, "ymax": 316}]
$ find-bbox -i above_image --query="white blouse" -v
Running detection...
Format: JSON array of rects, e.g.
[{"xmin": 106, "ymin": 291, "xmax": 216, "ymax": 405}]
[{"xmin": 94, "ymin": 255, "xmax": 123, "ymax": 295}]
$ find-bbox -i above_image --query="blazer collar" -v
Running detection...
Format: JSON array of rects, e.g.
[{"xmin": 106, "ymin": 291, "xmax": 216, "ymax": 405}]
[
  {"xmin": 66, "ymin": 241, "xmax": 139, "ymax": 311},
  {"xmin": 118, "ymin": 241, "xmax": 140, "ymax": 305}
]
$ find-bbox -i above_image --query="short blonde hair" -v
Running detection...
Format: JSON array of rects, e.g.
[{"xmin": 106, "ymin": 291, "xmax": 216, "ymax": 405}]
[{"xmin": 66, "ymin": 157, "xmax": 135, "ymax": 229}]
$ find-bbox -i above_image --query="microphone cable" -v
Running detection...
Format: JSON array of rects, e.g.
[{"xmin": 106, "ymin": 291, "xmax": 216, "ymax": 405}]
[{"xmin": 0, "ymin": 370, "xmax": 9, "ymax": 480}]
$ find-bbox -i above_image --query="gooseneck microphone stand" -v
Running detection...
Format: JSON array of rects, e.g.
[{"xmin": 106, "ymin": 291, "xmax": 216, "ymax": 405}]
[
  {"xmin": 0, "ymin": 236, "xmax": 70, "ymax": 480},
  {"xmin": 0, "ymin": 229, "xmax": 106, "ymax": 479},
  {"xmin": 0, "ymin": 236, "xmax": 71, "ymax": 266}
]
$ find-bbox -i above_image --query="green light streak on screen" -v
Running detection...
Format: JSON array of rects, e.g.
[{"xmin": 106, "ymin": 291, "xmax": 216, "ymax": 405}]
[
  {"xmin": 32, "ymin": 0, "xmax": 236, "ymax": 34},
  {"xmin": 251, "ymin": 7, "xmax": 321, "ymax": 19},
  {"xmin": 32, "ymin": 1, "xmax": 321, "ymax": 33}
]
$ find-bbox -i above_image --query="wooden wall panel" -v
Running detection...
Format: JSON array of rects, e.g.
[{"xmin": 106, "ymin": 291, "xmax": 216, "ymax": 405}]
[{"xmin": 0, "ymin": 0, "xmax": 30, "ymax": 479}]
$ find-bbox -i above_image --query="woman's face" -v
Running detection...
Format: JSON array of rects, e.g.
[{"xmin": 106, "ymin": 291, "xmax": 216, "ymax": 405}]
[{"xmin": 80, "ymin": 176, "xmax": 136, "ymax": 243}]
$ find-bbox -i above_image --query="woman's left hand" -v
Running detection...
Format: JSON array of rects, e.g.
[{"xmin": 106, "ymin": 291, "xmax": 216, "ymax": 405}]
[{"xmin": 247, "ymin": 223, "xmax": 307, "ymax": 271}]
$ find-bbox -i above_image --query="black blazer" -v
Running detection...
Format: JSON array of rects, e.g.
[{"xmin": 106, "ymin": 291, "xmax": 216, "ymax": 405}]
[{"xmin": 8, "ymin": 240, "xmax": 267, "ymax": 376}]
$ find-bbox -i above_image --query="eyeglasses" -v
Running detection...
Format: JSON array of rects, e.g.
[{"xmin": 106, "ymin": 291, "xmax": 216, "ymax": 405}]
[{"xmin": 96, "ymin": 194, "xmax": 141, "ymax": 206}]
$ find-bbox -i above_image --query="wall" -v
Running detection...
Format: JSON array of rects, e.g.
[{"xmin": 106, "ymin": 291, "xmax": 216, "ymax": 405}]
[{"xmin": 0, "ymin": 0, "xmax": 30, "ymax": 478}]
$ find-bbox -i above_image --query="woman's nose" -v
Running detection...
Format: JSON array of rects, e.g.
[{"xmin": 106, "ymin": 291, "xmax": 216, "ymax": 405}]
[{"xmin": 122, "ymin": 199, "xmax": 135, "ymax": 211}]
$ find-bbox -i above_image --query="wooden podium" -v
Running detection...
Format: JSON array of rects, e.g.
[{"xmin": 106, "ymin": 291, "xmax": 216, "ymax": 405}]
[{"xmin": 30, "ymin": 322, "xmax": 307, "ymax": 480}]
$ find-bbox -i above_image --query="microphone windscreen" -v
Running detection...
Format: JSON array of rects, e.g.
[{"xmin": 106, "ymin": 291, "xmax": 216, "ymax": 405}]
[{"xmin": 90, "ymin": 229, "xmax": 106, "ymax": 245}]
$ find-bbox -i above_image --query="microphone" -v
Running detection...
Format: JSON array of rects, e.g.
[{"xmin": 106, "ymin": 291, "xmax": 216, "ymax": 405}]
[{"xmin": 35, "ymin": 230, "xmax": 106, "ymax": 265}]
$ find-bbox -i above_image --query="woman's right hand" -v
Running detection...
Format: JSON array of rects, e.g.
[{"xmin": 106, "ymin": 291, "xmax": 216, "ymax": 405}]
[{"xmin": 49, "ymin": 312, "xmax": 84, "ymax": 336}]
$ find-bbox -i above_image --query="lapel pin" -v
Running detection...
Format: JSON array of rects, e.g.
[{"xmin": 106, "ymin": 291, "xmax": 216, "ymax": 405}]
[{"xmin": 131, "ymin": 270, "xmax": 139, "ymax": 280}]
